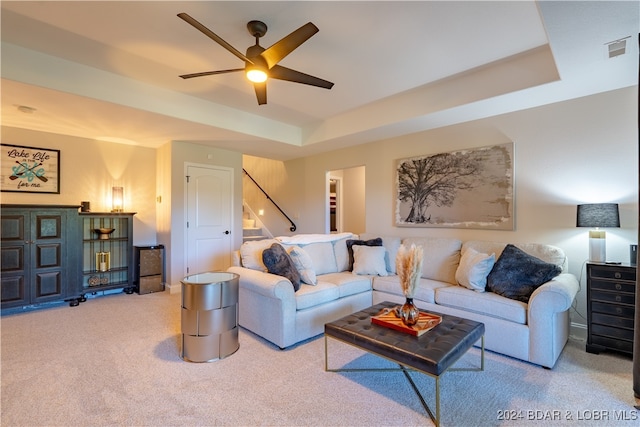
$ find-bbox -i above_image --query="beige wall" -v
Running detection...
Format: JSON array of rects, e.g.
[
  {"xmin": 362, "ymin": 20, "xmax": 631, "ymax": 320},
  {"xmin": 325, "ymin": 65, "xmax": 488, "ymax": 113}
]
[
  {"xmin": 340, "ymin": 166, "xmax": 366, "ymax": 234},
  {"xmin": 0, "ymin": 127, "xmax": 157, "ymax": 244},
  {"xmin": 243, "ymin": 155, "xmax": 304, "ymax": 237},
  {"xmin": 0, "ymin": 129, "xmax": 243, "ymax": 291},
  {"xmin": 159, "ymin": 141, "xmax": 243, "ymax": 289},
  {"xmin": 3, "ymin": 86, "xmax": 637, "ymax": 331},
  {"xmin": 279, "ymin": 87, "xmax": 638, "ymax": 332}
]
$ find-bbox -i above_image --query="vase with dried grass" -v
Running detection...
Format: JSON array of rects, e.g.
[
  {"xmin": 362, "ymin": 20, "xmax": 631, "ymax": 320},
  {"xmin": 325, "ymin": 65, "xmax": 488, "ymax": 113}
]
[{"xmin": 395, "ymin": 243, "xmax": 424, "ymax": 326}]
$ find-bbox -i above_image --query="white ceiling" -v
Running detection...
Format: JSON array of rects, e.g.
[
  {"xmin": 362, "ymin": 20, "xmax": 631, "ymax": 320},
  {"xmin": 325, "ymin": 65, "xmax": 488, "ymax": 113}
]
[{"xmin": 1, "ymin": 1, "xmax": 638, "ymax": 160}]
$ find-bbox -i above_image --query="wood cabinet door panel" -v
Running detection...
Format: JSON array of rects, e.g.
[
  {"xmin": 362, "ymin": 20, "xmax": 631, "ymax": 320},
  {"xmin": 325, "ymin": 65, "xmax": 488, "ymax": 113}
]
[
  {"xmin": 35, "ymin": 243, "xmax": 61, "ymax": 269},
  {"xmin": 35, "ymin": 215, "xmax": 62, "ymax": 240},
  {"xmin": 34, "ymin": 271, "xmax": 62, "ymax": 301},
  {"xmin": 1, "ymin": 245, "xmax": 25, "ymax": 271},
  {"xmin": 1, "ymin": 215, "xmax": 25, "ymax": 241},
  {"xmin": 1, "ymin": 275, "xmax": 28, "ymax": 306}
]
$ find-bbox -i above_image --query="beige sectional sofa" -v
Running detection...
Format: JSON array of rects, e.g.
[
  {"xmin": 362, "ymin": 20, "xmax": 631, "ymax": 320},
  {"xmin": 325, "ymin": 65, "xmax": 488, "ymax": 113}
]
[{"xmin": 228, "ymin": 232, "xmax": 579, "ymax": 368}]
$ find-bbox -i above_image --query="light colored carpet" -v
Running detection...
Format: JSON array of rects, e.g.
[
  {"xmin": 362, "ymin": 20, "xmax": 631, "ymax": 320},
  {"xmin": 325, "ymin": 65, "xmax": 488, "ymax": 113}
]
[{"xmin": 1, "ymin": 291, "xmax": 638, "ymax": 426}]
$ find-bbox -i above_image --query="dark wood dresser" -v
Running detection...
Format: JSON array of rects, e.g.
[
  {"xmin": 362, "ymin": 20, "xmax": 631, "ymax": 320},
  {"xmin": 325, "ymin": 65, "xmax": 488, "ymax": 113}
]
[{"xmin": 586, "ymin": 262, "xmax": 636, "ymax": 356}]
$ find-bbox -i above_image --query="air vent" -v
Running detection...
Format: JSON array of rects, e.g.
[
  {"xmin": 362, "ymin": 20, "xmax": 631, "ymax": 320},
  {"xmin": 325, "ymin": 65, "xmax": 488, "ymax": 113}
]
[{"xmin": 606, "ymin": 36, "xmax": 630, "ymax": 58}]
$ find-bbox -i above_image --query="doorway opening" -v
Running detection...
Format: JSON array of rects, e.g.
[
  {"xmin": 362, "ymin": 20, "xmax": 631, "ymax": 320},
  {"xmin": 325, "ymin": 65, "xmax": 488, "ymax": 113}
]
[
  {"xmin": 329, "ymin": 177, "xmax": 341, "ymax": 233},
  {"xmin": 326, "ymin": 166, "xmax": 366, "ymax": 234}
]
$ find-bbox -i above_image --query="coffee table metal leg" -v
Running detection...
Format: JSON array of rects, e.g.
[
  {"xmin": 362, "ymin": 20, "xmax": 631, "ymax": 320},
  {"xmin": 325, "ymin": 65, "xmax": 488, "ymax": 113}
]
[
  {"xmin": 400, "ymin": 365, "xmax": 440, "ymax": 426},
  {"xmin": 324, "ymin": 334, "xmax": 484, "ymax": 427}
]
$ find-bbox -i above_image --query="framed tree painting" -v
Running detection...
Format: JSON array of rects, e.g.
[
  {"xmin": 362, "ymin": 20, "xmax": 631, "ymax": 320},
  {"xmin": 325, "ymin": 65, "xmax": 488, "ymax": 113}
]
[
  {"xmin": 1, "ymin": 144, "xmax": 60, "ymax": 193},
  {"xmin": 395, "ymin": 142, "xmax": 514, "ymax": 230}
]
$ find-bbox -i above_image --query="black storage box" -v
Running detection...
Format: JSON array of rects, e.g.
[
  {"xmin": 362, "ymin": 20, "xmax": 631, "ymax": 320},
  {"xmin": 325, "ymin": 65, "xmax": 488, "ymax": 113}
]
[{"xmin": 134, "ymin": 245, "xmax": 165, "ymax": 294}]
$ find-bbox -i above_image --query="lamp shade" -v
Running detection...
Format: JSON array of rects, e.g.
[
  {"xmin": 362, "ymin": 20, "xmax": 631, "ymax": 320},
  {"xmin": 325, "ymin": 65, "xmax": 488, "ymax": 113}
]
[{"xmin": 576, "ymin": 203, "xmax": 620, "ymax": 228}]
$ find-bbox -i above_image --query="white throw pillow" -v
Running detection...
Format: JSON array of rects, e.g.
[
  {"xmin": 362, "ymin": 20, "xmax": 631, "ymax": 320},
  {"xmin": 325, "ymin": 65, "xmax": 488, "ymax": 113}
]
[
  {"xmin": 288, "ymin": 246, "xmax": 317, "ymax": 285},
  {"xmin": 352, "ymin": 245, "xmax": 388, "ymax": 276},
  {"xmin": 455, "ymin": 247, "xmax": 495, "ymax": 292}
]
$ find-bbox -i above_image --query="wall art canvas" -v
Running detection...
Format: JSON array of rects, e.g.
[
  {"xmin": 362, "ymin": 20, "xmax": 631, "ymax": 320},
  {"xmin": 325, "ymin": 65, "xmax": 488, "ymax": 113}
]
[
  {"xmin": 395, "ymin": 142, "xmax": 514, "ymax": 230},
  {"xmin": 1, "ymin": 144, "xmax": 60, "ymax": 193}
]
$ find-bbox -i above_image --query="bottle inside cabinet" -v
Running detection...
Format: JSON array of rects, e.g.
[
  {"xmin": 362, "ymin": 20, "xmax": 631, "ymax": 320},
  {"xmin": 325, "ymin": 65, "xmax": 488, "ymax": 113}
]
[{"xmin": 80, "ymin": 213, "xmax": 135, "ymax": 295}]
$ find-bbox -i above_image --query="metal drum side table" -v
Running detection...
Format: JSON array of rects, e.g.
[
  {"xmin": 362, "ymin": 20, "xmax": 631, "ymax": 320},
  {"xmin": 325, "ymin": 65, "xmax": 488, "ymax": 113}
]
[{"xmin": 180, "ymin": 271, "xmax": 239, "ymax": 362}]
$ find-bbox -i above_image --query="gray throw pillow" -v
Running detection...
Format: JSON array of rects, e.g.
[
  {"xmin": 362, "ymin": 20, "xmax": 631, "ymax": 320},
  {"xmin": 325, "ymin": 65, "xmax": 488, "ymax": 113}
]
[
  {"xmin": 346, "ymin": 238, "xmax": 383, "ymax": 271},
  {"xmin": 262, "ymin": 243, "xmax": 301, "ymax": 291},
  {"xmin": 486, "ymin": 244, "xmax": 561, "ymax": 303}
]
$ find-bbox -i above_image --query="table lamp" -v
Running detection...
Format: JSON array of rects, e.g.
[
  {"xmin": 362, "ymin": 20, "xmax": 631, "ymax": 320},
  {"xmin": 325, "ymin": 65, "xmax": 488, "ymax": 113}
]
[{"xmin": 576, "ymin": 203, "xmax": 620, "ymax": 262}]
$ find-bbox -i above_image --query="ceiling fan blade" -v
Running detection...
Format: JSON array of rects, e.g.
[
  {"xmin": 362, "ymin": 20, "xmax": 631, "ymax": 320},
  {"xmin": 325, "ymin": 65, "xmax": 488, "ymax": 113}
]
[
  {"xmin": 260, "ymin": 22, "xmax": 319, "ymax": 69},
  {"xmin": 179, "ymin": 69, "xmax": 244, "ymax": 79},
  {"xmin": 269, "ymin": 65, "xmax": 334, "ymax": 89},
  {"xmin": 178, "ymin": 13, "xmax": 253, "ymax": 64},
  {"xmin": 253, "ymin": 82, "xmax": 267, "ymax": 105}
]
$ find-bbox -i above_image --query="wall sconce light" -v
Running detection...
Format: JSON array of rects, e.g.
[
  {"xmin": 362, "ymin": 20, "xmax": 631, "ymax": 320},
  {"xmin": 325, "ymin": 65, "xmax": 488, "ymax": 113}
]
[
  {"xmin": 112, "ymin": 187, "xmax": 124, "ymax": 212},
  {"xmin": 576, "ymin": 203, "xmax": 620, "ymax": 262}
]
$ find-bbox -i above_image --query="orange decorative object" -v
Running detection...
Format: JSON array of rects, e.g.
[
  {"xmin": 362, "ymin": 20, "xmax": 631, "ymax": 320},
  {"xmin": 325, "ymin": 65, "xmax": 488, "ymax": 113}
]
[{"xmin": 371, "ymin": 307, "xmax": 442, "ymax": 337}]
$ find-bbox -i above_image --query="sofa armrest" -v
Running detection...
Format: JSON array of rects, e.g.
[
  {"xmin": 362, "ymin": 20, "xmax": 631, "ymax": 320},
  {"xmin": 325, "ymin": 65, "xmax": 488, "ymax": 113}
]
[
  {"xmin": 528, "ymin": 273, "xmax": 579, "ymax": 314},
  {"xmin": 527, "ymin": 273, "xmax": 579, "ymax": 368},
  {"xmin": 231, "ymin": 250, "xmax": 241, "ymax": 267},
  {"xmin": 227, "ymin": 266, "xmax": 295, "ymax": 300}
]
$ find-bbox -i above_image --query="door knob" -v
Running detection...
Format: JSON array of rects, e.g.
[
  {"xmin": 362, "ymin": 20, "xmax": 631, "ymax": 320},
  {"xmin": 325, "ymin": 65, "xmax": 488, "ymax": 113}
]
[{"xmin": 224, "ymin": 230, "xmax": 230, "ymax": 235}]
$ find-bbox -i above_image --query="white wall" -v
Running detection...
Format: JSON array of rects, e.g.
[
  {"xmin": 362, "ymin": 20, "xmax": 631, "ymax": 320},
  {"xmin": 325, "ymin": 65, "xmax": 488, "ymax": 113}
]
[
  {"xmin": 282, "ymin": 87, "xmax": 638, "ymax": 331},
  {"xmin": 0, "ymin": 127, "xmax": 157, "ymax": 244}
]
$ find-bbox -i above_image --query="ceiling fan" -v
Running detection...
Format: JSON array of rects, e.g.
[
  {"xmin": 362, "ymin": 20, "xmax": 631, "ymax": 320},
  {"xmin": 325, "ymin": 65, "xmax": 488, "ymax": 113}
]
[{"xmin": 177, "ymin": 13, "xmax": 334, "ymax": 105}]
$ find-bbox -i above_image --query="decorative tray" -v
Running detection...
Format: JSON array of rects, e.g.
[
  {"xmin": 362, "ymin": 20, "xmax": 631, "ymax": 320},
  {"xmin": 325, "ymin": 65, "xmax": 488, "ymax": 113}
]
[{"xmin": 371, "ymin": 307, "xmax": 442, "ymax": 337}]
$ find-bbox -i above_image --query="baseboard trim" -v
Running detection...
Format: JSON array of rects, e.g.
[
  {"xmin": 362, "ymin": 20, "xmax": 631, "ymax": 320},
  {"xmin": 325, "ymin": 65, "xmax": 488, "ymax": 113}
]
[
  {"xmin": 166, "ymin": 282, "xmax": 181, "ymax": 294},
  {"xmin": 570, "ymin": 321, "xmax": 587, "ymax": 341}
]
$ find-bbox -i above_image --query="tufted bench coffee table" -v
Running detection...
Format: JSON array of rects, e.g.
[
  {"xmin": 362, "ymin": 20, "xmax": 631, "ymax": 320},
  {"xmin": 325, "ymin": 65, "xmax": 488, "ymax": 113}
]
[{"xmin": 324, "ymin": 301, "xmax": 485, "ymax": 427}]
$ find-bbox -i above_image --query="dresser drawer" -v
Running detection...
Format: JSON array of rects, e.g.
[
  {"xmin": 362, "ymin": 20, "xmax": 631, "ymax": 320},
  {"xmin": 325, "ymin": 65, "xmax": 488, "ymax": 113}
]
[
  {"xmin": 589, "ymin": 289, "xmax": 635, "ymax": 305},
  {"xmin": 592, "ymin": 301, "xmax": 635, "ymax": 318},
  {"xmin": 591, "ymin": 312, "xmax": 635, "ymax": 329},
  {"xmin": 589, "ymin": 278, "xmax": 635, "ymax": 293},
  {"xmin": 591, "ymin": 323, "xmax": 635, "ymax": 341},
  {"xmin": 590, "ymin": 335, "xmax": 633, "ymax": 354},
  {"xmin": 589, "ymin": 265, "xmax": 636, "ymax": 281}
]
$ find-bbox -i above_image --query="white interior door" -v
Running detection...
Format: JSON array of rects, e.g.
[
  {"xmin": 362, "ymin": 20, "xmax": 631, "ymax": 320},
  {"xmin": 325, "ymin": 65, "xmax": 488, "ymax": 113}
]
[{"xmin": 186, "ymin": 165, "xmax": 232, "ymax": 275}]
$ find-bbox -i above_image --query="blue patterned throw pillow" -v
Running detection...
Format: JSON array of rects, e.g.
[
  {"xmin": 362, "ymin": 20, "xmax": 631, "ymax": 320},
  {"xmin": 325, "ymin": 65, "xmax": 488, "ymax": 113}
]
[
  {"xmin": 262, "ymin": 243, "xmax": 301, "ymax": 291},
  {"xmin": 486, "ymin": 244, "xmax": 561, "ymax": 303}
]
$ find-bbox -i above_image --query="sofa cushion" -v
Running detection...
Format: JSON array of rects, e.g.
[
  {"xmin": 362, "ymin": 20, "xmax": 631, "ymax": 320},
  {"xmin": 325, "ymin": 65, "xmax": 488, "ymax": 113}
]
[
  {"xmin": 288, "ymin": 246, "xmax": 317, "ymax": 285},
  {"xmin": 487, "ymin": 244, "xmax": 562, "ymax": 303},
  {"xmin": 319, "ymin": 272, "xmax": 372, "ymax": 298},
  {"xmin": 360, "ymin": 234, "xmax": 402, "ymax": 274},
  {"xmin": 402, "ymin": 237, "xmax": 462, "ymax": 284},
  {"xmin": 455, "ymin": 247, "xmax": 495, "ymax": 292},
  {"xmin": 346, "ymin": 237, "xmax": 383, "ymax": 270},
  {"xmin": 240, "ymin": 238, "xmax": 279, "ymax": 272},
  {"xmin": 352, "ymin": 245, "xmax": 388, "ymax": 276},
  {"xmin": 302, "ymin": 242, "xmax": 338, "ymax": 275},
  {"xmin": 277, "ymin": 233, "xmax": 355, "ymax": 275},
  {"xmin": 463, "ymin": 240, "xmax": 567, "ymax": 271},
  {"xmin": 435, "ymin": 285, "xmax": 527, "ymax": 324},
  {"xmin": 262, "ymin": 243, "xmax": 301, "ymax": 291},
  {"xmin": 333, "ymin": 236, "xmax": 352, "ymax": 272},
  {"xmin": 372, "ymin": 275, "xmax": 449, "ymax": 304},
  {"xmin": 295, "ymin": 282, "xmax": 340, "ymax": 310}
]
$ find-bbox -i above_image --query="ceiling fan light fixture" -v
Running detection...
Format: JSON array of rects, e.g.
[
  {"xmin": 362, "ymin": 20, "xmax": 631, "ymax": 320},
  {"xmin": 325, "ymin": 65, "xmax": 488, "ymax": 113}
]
[
  {"xmin": 246, "ymin": 68, "xmax": 267, "ymax": 83},
  {"xmin": 178, "ymin": 13, "xmax": 333, "ymax": 104}
]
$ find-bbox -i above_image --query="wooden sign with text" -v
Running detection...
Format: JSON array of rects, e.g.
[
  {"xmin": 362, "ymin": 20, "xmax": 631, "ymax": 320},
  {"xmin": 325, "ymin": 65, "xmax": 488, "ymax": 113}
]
[{"xmin": 1, "ymin": 144, "xmax": 60, "ymax": 193}]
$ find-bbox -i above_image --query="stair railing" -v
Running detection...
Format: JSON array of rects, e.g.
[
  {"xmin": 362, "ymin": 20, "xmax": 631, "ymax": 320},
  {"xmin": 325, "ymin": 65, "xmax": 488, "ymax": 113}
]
[{"xmin": 243, "ymin": 168, "xmax": 297, "ymax": 232}]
